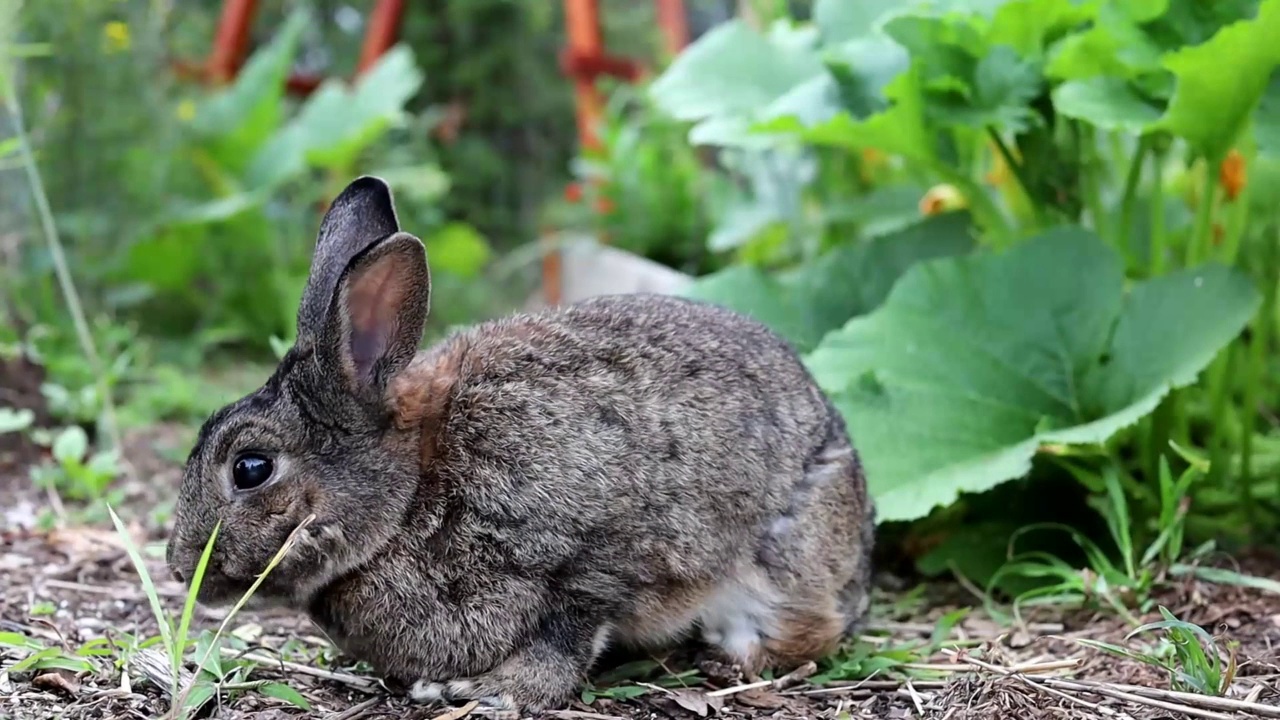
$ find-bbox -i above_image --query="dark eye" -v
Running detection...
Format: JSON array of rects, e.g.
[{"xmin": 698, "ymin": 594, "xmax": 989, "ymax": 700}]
[{"xmin": 232, "ymin": 453, "xmax": 274, "ymax": 490}]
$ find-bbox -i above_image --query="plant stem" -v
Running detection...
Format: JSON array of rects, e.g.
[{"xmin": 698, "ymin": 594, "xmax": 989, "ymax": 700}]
[
  {"xmin": 1187, "ymin": 156, "xmax": 1220, "ymax": 266},
  {"xmin": 1078, "ymin": 124, "xmax": 1109, "ymax": 240},
  {"xmin": 2, "ymin": 75, "xmax": 127, "ymax": 462},
  {"xmin": 986, "ymin": 127, "xmax": 1041, "ymax": 227},
  {"xmin": 1250, "ymin": 228, "xmax": 1280, "ymax": 524},
  {"xmin": 1149, "ymin": 148, "xmax": 1168, "ymax": 275},
  {"xmin": 1118, "ymin": 135, "xmax": 1150, "ymax": 250},
  {"xmin": 1206, "ymin": 344, "xmax": 1238, "ymax": 501}
]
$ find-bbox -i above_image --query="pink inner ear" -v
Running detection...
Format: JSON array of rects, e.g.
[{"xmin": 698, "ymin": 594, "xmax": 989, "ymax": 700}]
[{"xmin": 346, "ymin": 257, "xmax": 409, "ymax": 379}]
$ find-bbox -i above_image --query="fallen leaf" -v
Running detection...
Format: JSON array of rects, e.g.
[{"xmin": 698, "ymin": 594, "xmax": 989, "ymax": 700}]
[
  {"xmin": 671, "ymin": 689, "xmax": 713, "ymax": 716},
  {"xmin": 1269, "ymin": 613, "xmax": 1280, "ymax": 629},
  {"xmin": 432, "ymin": 700, "xmax": 480, "ymax": 720},
  {"xmin": 32, "ymin": 669, "xmax": 79, "ymax": 696},
  {"xmin": 46, "ymin": 526, "xmax": 129, "ymax": 561},
  {"xmin": 737, "ymin": 688, "xmax": 786, "ymax": 709}
]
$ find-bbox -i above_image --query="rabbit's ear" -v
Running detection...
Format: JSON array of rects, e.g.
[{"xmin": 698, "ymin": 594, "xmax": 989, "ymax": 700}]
[
  {"xmin": 321, "ymin": 232, "xmax": 431, "ymax": 400},
  {"xmin": 297, "ymin": 176, "xmax": 401, "ymax": 342}
]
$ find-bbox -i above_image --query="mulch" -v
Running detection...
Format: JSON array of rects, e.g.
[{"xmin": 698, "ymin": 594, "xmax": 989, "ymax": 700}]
[{"xmin": 1, "ymin": 394, "xmax": 1279, "ymax": 718}]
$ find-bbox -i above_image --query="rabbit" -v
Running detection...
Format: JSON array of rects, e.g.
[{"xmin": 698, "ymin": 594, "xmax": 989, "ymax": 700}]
[{"xmin": 165, "ymin": 176, "xmax": 877, "ymax": 713}]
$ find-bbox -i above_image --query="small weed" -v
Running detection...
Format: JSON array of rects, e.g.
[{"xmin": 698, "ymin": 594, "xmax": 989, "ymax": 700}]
[
  {"xmin": 987, "ymin": 454, "xmax": 1207, "ymax": 625},
  {"xmin": 1076, "ymin": 606, "xmax": 1239, "ymax": 696},
  {"xmin": 28, "ymin": 425, "xmax": 123, "ymax": 502},
  {"xmin": 107, "ymin": 505, "xmax": 315, "ymax": 718}
]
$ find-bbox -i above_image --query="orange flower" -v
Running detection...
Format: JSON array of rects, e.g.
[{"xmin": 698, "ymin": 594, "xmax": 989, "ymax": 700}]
[
  {"xmin": 595, "ymin": 196, "xmax": 615, "ymax": 215},
  {"xmin": 1219, "ymin": 149, "xmax": 1246, "ymax": 202},
  {"xmin": 564, "ymin": 182, "xmax": 583, "ymax": 203}
]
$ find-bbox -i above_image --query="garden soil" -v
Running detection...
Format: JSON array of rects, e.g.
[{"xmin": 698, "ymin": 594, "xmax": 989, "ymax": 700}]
[{"xmin": 2, "ymin": 422, "xmax": 1278, "ymax": 720}]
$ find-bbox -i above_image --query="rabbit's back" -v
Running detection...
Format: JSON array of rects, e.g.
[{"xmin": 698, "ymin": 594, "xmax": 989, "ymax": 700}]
[{"xmin": 419, "ymin": 292, "xmax": 864, "ymax": 646}]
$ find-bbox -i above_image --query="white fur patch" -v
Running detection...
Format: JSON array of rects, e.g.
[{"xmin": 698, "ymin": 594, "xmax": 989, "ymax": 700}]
[
  {"xmin": 696, "ymin": 568, "xmax": 778, "ymax": 664},
  {"xmin": 590, "ymin": 624, "xmax": 613, "ymax": 663},
  {"xmin": 410, "ymin": 680, "xmax": 445, "ymax": 703}
]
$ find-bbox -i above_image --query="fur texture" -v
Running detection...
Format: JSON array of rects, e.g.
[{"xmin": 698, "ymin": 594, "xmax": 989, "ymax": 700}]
[{"xmin": 166, "ymin": 176, "xmax": 876, "ymax": 713}]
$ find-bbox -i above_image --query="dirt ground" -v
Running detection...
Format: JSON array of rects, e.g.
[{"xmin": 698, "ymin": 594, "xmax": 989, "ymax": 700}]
[{"xmin": 2, "ymin": 360, "xmax": 1279, "ymax": 719}]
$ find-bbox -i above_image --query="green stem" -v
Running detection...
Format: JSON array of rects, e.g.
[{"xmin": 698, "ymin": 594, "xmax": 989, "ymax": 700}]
[
  {"xmin": 1079, "ymin": 124, "xmax": 1109, "ymax": 240},
  {"xmin": 1118, "ymin": 136, "xmax": 1150, "ymax": 249},
  {"xmin": 1187, "ymin": 156, "xmax": 1220, "ymax": 267},
  {"xmin": 1149, "ymin": 148, "xmax": 1168, "ymax": 275},
  {"xmin": 1220, "ymin": 180, "xmax": 1250, "ymax": 267},
  {"xmin": 986, "ymin": 127, "xmax": 1041, "ymax": 227},
  {"xmin": 1205, "ymin": 345, "xmax": 1237, "ymax": 495},
  {"xmin": 1254, "ymin": 229, "xmax": 1280, "ymax": 523},
  {"xmin": 2, "ymin": 76, "xmax": 127, "ymax": 463}
]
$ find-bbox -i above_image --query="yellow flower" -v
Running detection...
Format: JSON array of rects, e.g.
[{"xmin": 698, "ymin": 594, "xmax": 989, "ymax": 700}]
[
  {"xmin": 919, "ymin": 184, "xmax": 967, "ymax": 216},
  {"xmin": 103, "ymin": 21, "xmax": 130, "ymax": 53},
  {"xmin": 176, "ymin": 99, "xmax": 196, "ymax": 122}
]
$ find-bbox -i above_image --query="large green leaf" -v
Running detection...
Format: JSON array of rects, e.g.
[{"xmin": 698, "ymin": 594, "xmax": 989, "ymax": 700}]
[
  {"xmin": 246, "ymin": 44, "xmax": 424, "ymax": 187},
  {"xmin": 806, "ymin": 226, "xmax": 1259, "ymax": 522},
  {"xmin": 1154, "ymin": 0, "xmax": 1280, "ymax": 160},
  {"xmin": 683, "ymin": 212, "xmax": 976, "ymax": 352},
  {"xmin": 1052, "ymin": 76, "xmax": 1164, "ymax": 133},
  {"xmin": 649, "ymin": 20, "xmax": 825, "ymax": 125},
  {"xmin": 191, "ymin": 10, "xmax": 308, "ymax": 171}
]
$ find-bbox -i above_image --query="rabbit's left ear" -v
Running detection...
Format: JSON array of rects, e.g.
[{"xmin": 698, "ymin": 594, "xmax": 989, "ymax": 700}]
[
  {"xmin": 296, "ymin": 176, "xmax": 402, "ymax": 344},
  {"xmin": 321, "ymin": 232, "xmax": 431, "ymax": 401}
]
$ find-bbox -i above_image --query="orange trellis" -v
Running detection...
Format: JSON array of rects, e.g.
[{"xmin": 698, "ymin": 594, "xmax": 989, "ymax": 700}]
[{"xmin": 179, "ymin": 0, "xmax": 690, "ymax": 305}]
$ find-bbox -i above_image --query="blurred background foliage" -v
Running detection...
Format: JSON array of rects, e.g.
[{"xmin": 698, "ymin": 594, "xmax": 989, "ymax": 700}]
[{"xmin": 4, "ymin": 0, "xmax": 1280, "ymax": 611}]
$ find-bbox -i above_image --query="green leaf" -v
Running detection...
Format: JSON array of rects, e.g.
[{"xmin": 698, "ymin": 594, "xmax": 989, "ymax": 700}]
[
  {"xmin": 651, "ymin": 20, "xmax": 823, "ymax": 121},
  {"xmin": 806, "ymin": 226, "xmax": 1260, "ymax": 522},
  {"xmin": 813, "ymin": 0, "xmax": 902, "ymax": 45},
  {"xmin": 760, "ymin": 63, "xmax": 934, "ymax": 165},
  {"xmin": 683, "ymin": 212, "xmax": 976, "ymax": 353},
  {"xmin": 1052, "ymin": 77, "xmax": 1164, "ymax": 133},
  {"xmin": 1155, "ymin": 0, "xmax": 1280, "ymax": 160},
  {"xmin": 987, "ymin": 0, "xmax": 1100, "ymax": 59},
  {"xmin": 0, "ymin": 407, "xmax": 34, "ymax": 434},
  {"xmin": 247, "ymin": 44, "xmax": 424, "ymax": 186},
  {"xmin": 191, "ymin": 10, "xmax": 308, "ymax": 170},
  {"xmin": 425, "ymin": 223, "xmax": 492, "ymax": 279},
  {"xmin": 52, "ymin": 426, "xmax": 88, "ymax": 464},
  {"xmin": 258, "ymin": 682, "xmax": 312, "ymax": 710}
]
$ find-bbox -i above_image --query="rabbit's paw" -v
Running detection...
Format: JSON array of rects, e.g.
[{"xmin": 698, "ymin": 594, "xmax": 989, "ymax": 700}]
[{"xmin": 409, "ymin": 678, "xmax": 515, "ymax": 710}]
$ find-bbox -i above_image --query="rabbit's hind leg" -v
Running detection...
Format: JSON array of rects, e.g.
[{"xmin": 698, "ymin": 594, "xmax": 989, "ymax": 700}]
[{"xmin": 708, "ymin": 415, "xmax": 872, "ymax": 673}]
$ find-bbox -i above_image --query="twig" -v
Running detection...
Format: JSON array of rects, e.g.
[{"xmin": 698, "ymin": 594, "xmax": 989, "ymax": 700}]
[
  {"xmin": 1033, "ymin": 677, "xmax": 1280, "ymax": 719},
  {"xmin": 325, "ymin": 695, "xmax": 385, "ymax": 720},
  {"xmin": 545, "ymin": 711, "xmax": 627, "ymax": 720},
  {"xmin": 902, "ymin": 658, "xmax": 1079, "ymax": 675},
  {"xmin": 432, "ymin": 699, "xmax": 479, "ymax": 720},
  {"xmin": 706, "ymin": 660, "xmax": 816, "ymax": 698},
  {"xmin": 903, "ymin": 679, "xmax": 925, "ymax": 714},
  {"xmin": 219, "ymin": 648, "xmax": 378, "ymax": 692},
  {"xmin": 1, "ymin": 75, "xmax": 130, "ymax": 475}
]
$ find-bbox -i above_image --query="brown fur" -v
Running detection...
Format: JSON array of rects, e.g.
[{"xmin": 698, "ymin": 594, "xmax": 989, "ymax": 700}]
[{"xmin": 166, "ymin": 177, "xmax": 877, "ymax": 713}]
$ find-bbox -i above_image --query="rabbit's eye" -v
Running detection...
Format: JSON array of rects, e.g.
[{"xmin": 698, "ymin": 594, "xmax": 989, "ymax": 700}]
[{"xmin": 232, "ymin": 453, "xmax": 274, "ymax": 490}]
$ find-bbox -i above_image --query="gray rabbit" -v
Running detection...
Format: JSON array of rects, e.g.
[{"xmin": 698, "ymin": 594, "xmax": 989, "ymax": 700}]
[{"xmin": 166, "ymin": 177, "xmax": 876, "ymax": 712}]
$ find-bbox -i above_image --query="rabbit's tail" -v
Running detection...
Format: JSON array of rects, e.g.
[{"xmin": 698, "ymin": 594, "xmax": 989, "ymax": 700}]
[{"xmin": 702, "ymin": 401, "xmax": 875, "ymax": 672}]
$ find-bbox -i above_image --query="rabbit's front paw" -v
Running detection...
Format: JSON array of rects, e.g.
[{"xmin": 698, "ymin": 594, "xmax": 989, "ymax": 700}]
[{"xmin": 409, "ymin": 678, "xmax": 515, "ymax": 710}]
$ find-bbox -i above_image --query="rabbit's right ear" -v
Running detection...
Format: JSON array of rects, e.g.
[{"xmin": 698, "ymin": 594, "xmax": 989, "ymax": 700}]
[{"xmin": 296, "ymin": 176, "xmax": 402, "ymax": 344}]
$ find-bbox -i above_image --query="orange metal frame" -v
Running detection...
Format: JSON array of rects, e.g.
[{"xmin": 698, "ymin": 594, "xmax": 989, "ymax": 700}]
[
  {"xmin": 174, "ymin": 0, "xmax": 406, "ymax": 95},
  {"xmin": 548, "ymin": 0, "xmax": 688, "ymax": 305},
  {"xmin": 181, "ymin": 0, "xmax": 689, "ymax": 305}
]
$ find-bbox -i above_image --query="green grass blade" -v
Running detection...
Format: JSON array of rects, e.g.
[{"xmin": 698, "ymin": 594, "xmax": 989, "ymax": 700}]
[
  {"xmin": 107, "ymin": 505, "xmax": 176, "ymax": 690},
  {"xmin": 174, "ymin": 522, "xmax": 220, "ymax": 681}
]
